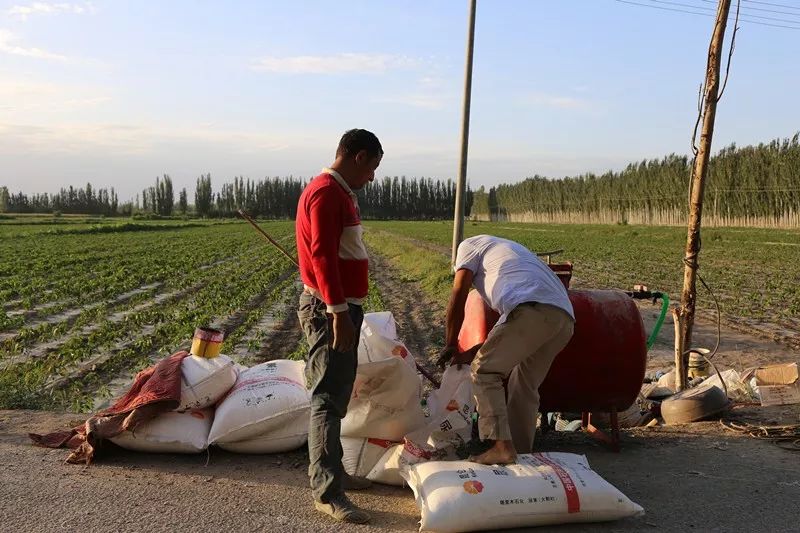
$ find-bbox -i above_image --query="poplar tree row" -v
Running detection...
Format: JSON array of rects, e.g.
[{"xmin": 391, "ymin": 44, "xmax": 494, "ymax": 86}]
[
  {"xmin": 471, "ymin": 135, "xmax": 800, "ymax": 226},
  {"xmin": 0, "ymin": 184, "xmax": 119, "ymax": 216}
]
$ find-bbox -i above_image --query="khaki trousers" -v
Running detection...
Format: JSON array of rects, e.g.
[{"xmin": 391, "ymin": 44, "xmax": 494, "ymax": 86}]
[{"xmin": 470, "ymin": 302, "xmax": 574, "ymax": 453}]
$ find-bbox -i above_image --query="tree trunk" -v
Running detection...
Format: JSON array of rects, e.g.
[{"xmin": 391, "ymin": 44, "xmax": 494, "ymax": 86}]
[{"xmin": 679, "ymin": 0, "xmax": 733, "ymax": 355}]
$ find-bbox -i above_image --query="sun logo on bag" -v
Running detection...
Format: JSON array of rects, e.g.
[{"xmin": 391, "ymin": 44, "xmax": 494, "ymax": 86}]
[
  {"xmin": 392, "ymin": 345, "xmax": 409, "ymax": 358},
  {"xmin": 446, "ymin": 400, "xmax": 459, "ymax": 411},
  {"xmin": 463, "ymin": 481, "xmax": 484, "ymax": 494}
]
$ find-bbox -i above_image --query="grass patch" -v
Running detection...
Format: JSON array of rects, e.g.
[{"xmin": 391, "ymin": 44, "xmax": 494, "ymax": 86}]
[{"xmin": 364, "ymin": 227, "xmax": 453, "ymax": 306}]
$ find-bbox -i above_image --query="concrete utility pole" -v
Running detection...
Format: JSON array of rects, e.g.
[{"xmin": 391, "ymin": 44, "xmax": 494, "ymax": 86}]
[
  {"xmin": 675, "ymin": 0, "xmax": 734, "ymax": 391},
  {"xmin": 451, "ymin": 0, "xmax": 477, "ymax": 266}
]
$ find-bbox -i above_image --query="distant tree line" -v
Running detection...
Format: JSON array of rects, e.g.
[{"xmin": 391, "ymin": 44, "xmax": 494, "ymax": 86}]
[
  {"xmin": 0, "ymin": 174, "xmax": 471, "ymax": 220},
  {"xmin": 360, "ymin": 176, "xmax": 473, "ymax": 220},
  {"xmin": 0, "ymin": 183, "xmax": 120, "ymax": 216},
  {"xmin": 194, "ymin": 175, "xmax": 470, "ymax": 220},
  {"xmin": 471, "ymin": 134, "xmax": 800, "ymax": 227},
  {"xmin": 199, "ymin": 175, "xmax": 306, "ymax": 219}
]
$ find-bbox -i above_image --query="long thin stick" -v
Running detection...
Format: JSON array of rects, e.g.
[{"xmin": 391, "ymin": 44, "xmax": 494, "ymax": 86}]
[
  {"xmin": 236, "ymin": 209, "xmax": 441, "ymax": 387},
  {"xmin": 237, "ymin": 209, "xmax": 298, "ymax": 266},
  {"xmin": 417, "ymin": 363, "xmax": 441, "ymax": 389}
]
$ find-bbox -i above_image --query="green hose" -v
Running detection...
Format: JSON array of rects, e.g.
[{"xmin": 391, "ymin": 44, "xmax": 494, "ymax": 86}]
[{"xmin": 647, "ymin": 293, "xmax": 670, "ymax": 351}]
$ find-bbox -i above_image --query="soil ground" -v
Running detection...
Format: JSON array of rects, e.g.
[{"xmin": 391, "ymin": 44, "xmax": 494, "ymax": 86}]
[
  {"xmin": 3, "ymin": 407, "xmax": 799, "ymax": 533},
  {"xmin": 3, "ymin": 251, "xmax": 800, "ymax": 532}
]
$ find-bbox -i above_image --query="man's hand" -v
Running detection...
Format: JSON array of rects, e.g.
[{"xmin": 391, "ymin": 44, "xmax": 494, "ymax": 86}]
[
  {"xmin": 436, "ymin": 346, "xmax": 457, "ymax": 369},
  {"xmin": 331, "ymin": 311, "xmax": 356, "ymax": 352},
  {"xmin": 451, "ymin": 344, "xmax": 481, "ymax": 368}
]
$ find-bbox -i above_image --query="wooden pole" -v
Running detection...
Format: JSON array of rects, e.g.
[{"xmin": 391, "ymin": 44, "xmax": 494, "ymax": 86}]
[
  {"xmin": 451, "ymin": 0, "xmax": 477, "ymax": 266},
  {"xmin": 678, "ymin": 0, "xmax": 733, "ymax": 356}
]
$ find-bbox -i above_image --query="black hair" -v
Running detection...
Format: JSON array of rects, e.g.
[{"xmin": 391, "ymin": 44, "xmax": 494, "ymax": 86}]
[{"xmin": 336, "ymin": 129, "xmax": 383, "ymax": 159}]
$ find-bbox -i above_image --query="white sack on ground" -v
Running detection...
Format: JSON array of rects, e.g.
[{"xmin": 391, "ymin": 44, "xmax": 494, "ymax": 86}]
[
  {"xmin": 341, "ymin": 355, "xmax": 425, "ymax": 441},
  {"xmin": 207, "ymin": 359, "xmax": 309, "ymax": 445},
  {"xmin": 358, "ymin": 311, "xmax": 417, "ymax": 371},
  {"xmin": 178, "ymin": 354, "xmax": 237, "ymax": 411},
  {"xmin": 341, "ymin": 437, "xmax": 397, "ymax": 478},
  {"xmin": 111, "ymin": 409, "xmax": 213, "ymax": 454},
  {"xmin": 366, "ymin": 443, "xmax": 411, "ymax": 486},
  {"xmin": 217, "ymin": 429, "xmax": 307, "ymax": 454},
  {"xmin": 342, "ymin": 439, "xmax": 417, "ymax": 487},
  {"xmin": 404, "ymin": 453, "xmax": 644, "ymax": 533}
]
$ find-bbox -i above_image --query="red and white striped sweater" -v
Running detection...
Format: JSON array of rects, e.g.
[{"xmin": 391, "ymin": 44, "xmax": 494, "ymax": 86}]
[{"xmin": 295, "ymin": 169, "xmax": 368, "ymax": 313}]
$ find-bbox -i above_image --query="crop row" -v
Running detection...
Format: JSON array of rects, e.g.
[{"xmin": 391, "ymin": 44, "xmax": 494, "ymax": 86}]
[
  {"xmin": 0, "ymin": 246, "xmax": 273, "ymax": 359},
  {"xmin": 0, "ymin": 223, "xmax": 295, "ymax": 349},
  {"xmin": 0, "ymin": 222, "xmax": 290, "ymax": 320},
  {"xmin": 1, "ymin": 246, "xmax": 294, "ymax": 411},
  {"xmin": 0, "ymin": 222, "xmax": 298, "ymax": 410}
]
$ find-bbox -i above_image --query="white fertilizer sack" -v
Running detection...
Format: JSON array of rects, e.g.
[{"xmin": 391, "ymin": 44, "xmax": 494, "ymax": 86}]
[
  {"xmin": 111, "ymin": 409, "xmax": 213, "ymax": 454},
  {"xmin": 178, "ymin": 354, "xmax": 237, "ymax": 411},
  {"xmin": 208, "ymin": 359, "xmax": 309, "ymax": 444},
  {"xmin": 404, "ymin": 453, "xmax": 644, "ymax": 532},
  {"xmin": 341, "ymin": 355, "xmax": 425, "ymax": 441},
  {"xmin": 341, "ymin": 437, "xmax": 397, "ymax": 478},
  {"xmin": 358, "ymin": 312, "xmax": 417, "ymax": 371},
  {"xmin": 217, "ymin": 430, "xmax": 307, "ymax": 454}
]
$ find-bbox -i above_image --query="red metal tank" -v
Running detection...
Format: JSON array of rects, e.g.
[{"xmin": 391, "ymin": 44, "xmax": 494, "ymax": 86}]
[{"xmin": 457, "ymin": 289, "xmax": 647, "ymax": 414}]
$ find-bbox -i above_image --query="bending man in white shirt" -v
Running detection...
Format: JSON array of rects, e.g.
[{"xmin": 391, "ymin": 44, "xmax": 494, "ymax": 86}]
[{"xmin": 438, "ymin": 235, "xmax": 575, "ymax": 465}]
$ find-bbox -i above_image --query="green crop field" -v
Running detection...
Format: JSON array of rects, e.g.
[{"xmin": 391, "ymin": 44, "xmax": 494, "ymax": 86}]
[
  {"xmin": 0, "ymin": 217, "xmax": 300, "ymax": 411},
  {"xmin": 1, "ymin": 215, "xmax": 797, "ymax": 412}
]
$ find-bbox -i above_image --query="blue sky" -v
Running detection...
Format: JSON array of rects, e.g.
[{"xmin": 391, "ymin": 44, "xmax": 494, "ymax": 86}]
[{"xmin": 1, "ymin": 0, "xmax": 799, "ymax": 200}]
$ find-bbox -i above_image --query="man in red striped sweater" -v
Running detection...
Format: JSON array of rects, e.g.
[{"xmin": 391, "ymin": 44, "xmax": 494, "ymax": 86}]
[{"xmin": 296, "ymin": 129, "xmax": 382, "ymax": 524}]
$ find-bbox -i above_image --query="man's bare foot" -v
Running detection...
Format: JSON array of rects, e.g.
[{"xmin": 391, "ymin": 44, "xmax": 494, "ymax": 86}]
[{"xmin": 469, "ymin": 440, "xmax": 517, "ymax": 465}]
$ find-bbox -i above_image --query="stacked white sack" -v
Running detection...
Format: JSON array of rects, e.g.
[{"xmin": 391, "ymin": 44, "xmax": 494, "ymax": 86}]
[
  {"xmin": 209, "ymin": 360, "xmax": 310, "ymax": 453},
  {"xmin": 178, "ymin": 354, "xmax": 238, "ymax": 411},
  {"xmin": 365, "ymin": 365, "xmax": 476, "ymax": 486},
  {"xmin": 341, "ymin": 312, "xmax": 426, "ymax": 441},
  {"xmin": 111, "ymin": 354, "xmax": 238, "ymax": 454},
  {"xmin": 357, "ymin": 312, "xmax": 417, "ymax": 371},
  {"xmin": 341, "ymin": 437, "xmax": 398, "ymax": 479},
  {"xmin": 403, "ymin": 453, "xmax": 644, "ymax": 532},
  {"xmin": 111, "ymin": 408, "xmax": 214, "ymax": 453}
]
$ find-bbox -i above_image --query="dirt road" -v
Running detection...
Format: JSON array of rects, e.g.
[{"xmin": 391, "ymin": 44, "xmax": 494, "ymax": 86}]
[{"xmin": 2, "ymin": 407, "xmax": 799, "ymax": 533}]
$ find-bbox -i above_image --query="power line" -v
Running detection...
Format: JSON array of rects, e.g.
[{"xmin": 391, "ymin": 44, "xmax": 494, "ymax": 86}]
[
  {"xmin": 630, "ymin": 0, "xmax": 800, "ymax": 26},
  {"xmin": 664, "ymin": 0, "xmax": 800, "ymax": 22},
  {"xmin": 743, "ymin": 0, "xmax": 800, "ymax": 11},
  {"xmin": 698, "ymin": 0, "xmax": 800, "ymax": 17},
  {"xmin": 614, "ymin": 0, "xmax": 800, "ymax": 29}
]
